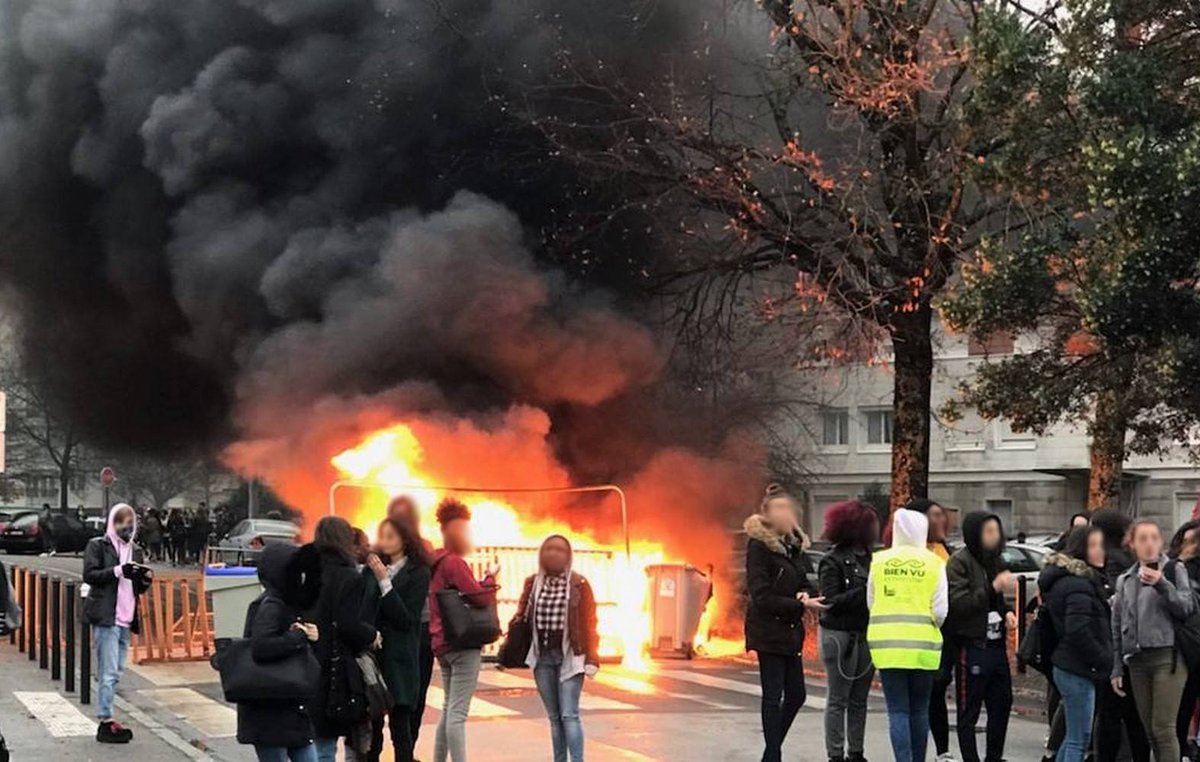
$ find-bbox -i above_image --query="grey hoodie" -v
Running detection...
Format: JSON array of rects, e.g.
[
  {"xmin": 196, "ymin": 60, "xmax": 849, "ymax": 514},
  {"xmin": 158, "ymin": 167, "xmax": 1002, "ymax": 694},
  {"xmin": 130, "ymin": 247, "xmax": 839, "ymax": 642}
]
[{"xmin": 1111, "ymin": 555, "xmax": 1195, "ymax": 678}]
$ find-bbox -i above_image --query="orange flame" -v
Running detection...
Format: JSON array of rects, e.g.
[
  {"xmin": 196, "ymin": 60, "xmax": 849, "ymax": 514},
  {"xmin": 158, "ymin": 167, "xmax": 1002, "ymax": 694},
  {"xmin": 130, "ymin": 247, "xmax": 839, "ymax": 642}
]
[{"xmin": 328, "ymin": 422, "xmax": 730, "ymax": 666}]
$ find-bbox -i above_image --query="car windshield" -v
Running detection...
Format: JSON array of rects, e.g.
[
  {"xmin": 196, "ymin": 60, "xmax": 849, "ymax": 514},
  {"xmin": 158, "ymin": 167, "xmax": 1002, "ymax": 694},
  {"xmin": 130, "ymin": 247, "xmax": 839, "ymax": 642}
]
[
  {"xmin": 249, "ymin": 520, "xmax": 297, "ymax": 534},
  {"xmin": 1001, "ymin": 547, "xmax": 1040, "ymax": 573}
]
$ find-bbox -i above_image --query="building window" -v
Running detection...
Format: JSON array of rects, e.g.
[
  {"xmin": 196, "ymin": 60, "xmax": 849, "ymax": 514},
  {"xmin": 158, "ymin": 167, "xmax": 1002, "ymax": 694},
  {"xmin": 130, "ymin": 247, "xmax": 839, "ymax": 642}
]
[
  {"xmin": 821, "ymin": 409, "xmax": 850, "ymax": 448},
  {"xmin": 995, "ymin": 418, "xmax": 1037, "ymax": 450},
  {"xmin": 985, "ymin": 498, "xmax": 1015, "ymax": 532},
  {"xmin": 864, "ymin": 409, "xmax": 894, "ymax": 446},
  {"xmin": 968, "ymin": 332, "xmax": 1015, "ymax": 356}
]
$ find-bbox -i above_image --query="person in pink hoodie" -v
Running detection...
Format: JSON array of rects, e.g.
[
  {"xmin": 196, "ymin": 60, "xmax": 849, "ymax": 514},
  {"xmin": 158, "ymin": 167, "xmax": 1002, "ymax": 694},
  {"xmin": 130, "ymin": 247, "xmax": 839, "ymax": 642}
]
[
  {"xmin": 428, "ymin": 498, "xmax": 498, "ymax": 762},
  {"xmin": 83, "ymin": 503, "xmax": 153, "ymax": 743}
]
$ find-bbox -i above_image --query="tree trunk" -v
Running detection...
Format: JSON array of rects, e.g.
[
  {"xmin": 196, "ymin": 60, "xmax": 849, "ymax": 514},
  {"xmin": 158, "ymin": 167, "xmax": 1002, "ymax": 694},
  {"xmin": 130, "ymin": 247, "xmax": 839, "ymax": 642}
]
[
  {"xmin": 1088, "ymin": 390, "xmax": 1128, "ymax": 511},
  {"xmin": 58, "ymin": 467, "xmax": 71, "ymax": 511},
  {"xmin": 889, "ymin": 303, "xmax": 934, "ymax": 510}
]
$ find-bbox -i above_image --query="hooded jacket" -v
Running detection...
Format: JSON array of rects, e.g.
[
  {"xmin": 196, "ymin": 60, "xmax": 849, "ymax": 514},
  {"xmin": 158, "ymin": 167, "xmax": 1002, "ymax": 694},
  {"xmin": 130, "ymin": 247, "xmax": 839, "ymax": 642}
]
[
  {"xmin": 82, "ymin": 504, "xmax": 149, "ymax": 632},
  {"xmin": 866, "ymin": 509, "xmax": 949, "ymax": 625},
  {"xmin": 945, "ymin": 511, "xmax": 1010, "ymax": 644},
  {"xmin": 236, "ymin": 544, "xmax": 316, "ymax": 748},
  {"xmin": 1111, "ymin": 555, "xmax": 1195, "ymax": 678},
  {"xmin": 1038, "ymin": 552, "xmax": 1112, "ymax": 680},
  {"xmin": 514, "ymin": 535, "xmax": 601, "ymax": 681},
  {"xmin": 743, "ymin": 513, "xmax": 815, "ymax": 655}
]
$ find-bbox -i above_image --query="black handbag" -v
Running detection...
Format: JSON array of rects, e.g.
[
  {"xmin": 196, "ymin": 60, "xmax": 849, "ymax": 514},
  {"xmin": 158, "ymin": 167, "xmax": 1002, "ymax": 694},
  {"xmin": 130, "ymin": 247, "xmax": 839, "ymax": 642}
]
[
  {"xmin": 325, "ymin": 632, "xmax": 368, "ymax": 723},
  {"xmin": 436, "ymin": 588, "xmax": 501, "ymax": 650},
  {"xmin": 497, "ymin": 614, "xmax": 533, "ymax": 669},
  {"xmin": 1017, "ymin": 599, "xmax": 1056, "ymax": 676},
  {"xmin": 214, "ymin": 637, "xmax": 321, "ymax": 702}
]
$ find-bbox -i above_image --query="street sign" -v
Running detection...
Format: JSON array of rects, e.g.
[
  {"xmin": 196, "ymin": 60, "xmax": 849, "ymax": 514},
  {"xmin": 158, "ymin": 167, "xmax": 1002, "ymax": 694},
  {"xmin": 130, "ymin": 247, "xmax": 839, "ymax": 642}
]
[{"xmin": 99, "ymin": 467, "xmax": 115, "ymax": 487}]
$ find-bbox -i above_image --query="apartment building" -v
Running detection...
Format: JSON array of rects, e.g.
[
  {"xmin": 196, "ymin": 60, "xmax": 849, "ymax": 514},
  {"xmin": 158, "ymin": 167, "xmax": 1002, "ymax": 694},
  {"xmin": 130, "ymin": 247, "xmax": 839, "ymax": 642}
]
[{"xmin": 797, "ymin": 328, "xmax": 1200, "ymax": 536}]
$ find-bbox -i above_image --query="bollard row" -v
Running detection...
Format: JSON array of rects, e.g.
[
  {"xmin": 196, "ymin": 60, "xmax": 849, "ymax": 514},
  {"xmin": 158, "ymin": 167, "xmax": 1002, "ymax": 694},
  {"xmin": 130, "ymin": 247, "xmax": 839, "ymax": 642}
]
[{"xmin": 6, "ymin": 565, "xmax": 91, "ymax": 704}]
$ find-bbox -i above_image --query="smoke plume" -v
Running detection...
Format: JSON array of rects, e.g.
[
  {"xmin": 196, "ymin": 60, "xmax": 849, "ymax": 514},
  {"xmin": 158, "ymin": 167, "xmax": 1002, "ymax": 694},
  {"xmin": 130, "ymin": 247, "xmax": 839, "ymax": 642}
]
[{"xmin": 0, "ymin": 0, "xmax": 766, "ymax": 599}]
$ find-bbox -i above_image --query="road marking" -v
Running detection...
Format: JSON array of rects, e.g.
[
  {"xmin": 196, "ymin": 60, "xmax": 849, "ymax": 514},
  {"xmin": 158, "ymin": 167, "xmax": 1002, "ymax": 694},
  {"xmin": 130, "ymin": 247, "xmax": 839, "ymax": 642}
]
[
  {"xmin": 590, "ymin": 740, "xmax": 661, "ymax": 761},
  {"xmin": 656, "ymin": 669, "xmax": 826, "ymax": 709},
  {"xmin": 426, "ymin": 685, "xmax": 519, "ymax": 718},
  {"xmin": 477, "ymin": 669, "xmax": 537, "ymax": 689},
  {"xmin": 593, "ymin": 671, "xmax": 740, "ymax": 709},
  {"xmin": 13, "ymin": 691, "xmax": 97, "ymax": 737},
  {"xmin": 579, "ymin": 693, "xmax": 639, "ymax": 711},
  {"xmin": 139, "ymin": 688, "xmax": 237, "ymax": 738}
]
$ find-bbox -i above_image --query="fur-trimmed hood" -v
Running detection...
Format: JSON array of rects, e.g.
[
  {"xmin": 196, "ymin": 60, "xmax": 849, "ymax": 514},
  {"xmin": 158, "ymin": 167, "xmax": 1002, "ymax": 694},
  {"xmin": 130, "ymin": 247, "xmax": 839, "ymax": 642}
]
[
  {"xmin": 744, "ymin": 514, "xmax": 810, "ymax": 555},
  {"xmin": 1038, "ymin": 551, "xmax": 1102, "ymax": 598}
]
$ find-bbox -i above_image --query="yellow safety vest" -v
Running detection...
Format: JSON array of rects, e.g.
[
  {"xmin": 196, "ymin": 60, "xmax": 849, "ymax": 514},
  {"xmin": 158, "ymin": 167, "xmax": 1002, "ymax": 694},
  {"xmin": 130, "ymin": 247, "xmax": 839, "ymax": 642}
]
[{"xmin": 868, "ymin": 546, "xmax": 944, "ymax": 670}]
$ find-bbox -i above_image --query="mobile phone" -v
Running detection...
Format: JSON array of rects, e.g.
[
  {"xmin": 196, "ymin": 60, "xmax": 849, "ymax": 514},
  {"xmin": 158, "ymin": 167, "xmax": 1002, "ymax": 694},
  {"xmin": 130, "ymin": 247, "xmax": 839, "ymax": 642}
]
[{"xmin": 1146, "ymin": 560, "xmax": 1160, "ymax": 571}]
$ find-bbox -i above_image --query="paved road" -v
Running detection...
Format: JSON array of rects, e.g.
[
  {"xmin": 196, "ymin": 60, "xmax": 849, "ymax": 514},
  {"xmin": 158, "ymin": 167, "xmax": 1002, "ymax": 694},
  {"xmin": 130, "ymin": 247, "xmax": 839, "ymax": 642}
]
[{"xmin": 1, "ymin": 551, "xmax": 1053, "ymax": 760}]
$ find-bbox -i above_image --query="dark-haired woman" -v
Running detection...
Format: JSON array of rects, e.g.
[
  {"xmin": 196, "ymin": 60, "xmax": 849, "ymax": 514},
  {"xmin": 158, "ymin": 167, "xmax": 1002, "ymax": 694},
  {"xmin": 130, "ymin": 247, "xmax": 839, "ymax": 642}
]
[
  {"xmin": 1171, "ymin": 520, "xmax": 1200, "ymax": 759},
  {"xmin": 429, "ymin": 498, "xmax": 498, "ymax": 762},
  {"xmin": 307, "ymin": 516, "xmax": 380, "ymax": 762},
  {"xmin": 744, "ymin": 485, "xmax": 825, "ymax": 762},
  {"xmin": 513, "ymin": 535, "xmax": 600, "ymax": 762},
  {"xmin": 361, "ymin": 517, "xmax": 431, "ymax": 762},
  {"xmin": 817, "ymin": 500, "xmax": 878, "ymax": 762},
  {"xmin": 1038, "ymin": 526, "xmax": 1112, "ymax": 762},
  {"xmin": 387, "ymin": 496, "xmax": 436, "ymax": 748}
]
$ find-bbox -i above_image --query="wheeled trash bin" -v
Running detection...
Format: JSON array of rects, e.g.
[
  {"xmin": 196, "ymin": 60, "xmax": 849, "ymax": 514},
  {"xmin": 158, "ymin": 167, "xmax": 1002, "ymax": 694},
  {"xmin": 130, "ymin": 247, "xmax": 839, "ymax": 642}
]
[{"xmin": 646, "ymin": 564, "xmax": 713, "ymax": 658}]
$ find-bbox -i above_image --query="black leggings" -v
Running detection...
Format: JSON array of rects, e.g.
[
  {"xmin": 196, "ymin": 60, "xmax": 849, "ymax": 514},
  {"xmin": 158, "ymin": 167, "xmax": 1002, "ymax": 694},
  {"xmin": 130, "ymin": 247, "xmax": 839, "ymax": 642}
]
[
  {"xmin": 929, "ymin": 642, "xmax": 955, "ymax": 755},
  {"xmin": 1177, "ymin": 667, "xmax": 1200, "ymax": 755},
  {"xmin": 757, "ymin": 652, "xmax": 806, "ymax": 762},
  {"xmin": 1094, "ymin": 671, "xmax": 1150, "ymax": 762},
  {"xmin": 411, "ymin": 622, "xmax": 434, "ymax": 745},
  {"xmin": 367, "ymin": 705, "xmax": 415, "ymax": 762}
]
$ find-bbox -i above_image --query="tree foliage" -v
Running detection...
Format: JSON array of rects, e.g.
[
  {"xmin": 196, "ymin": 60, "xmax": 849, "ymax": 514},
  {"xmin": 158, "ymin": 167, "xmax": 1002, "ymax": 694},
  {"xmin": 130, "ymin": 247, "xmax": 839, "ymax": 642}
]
[{"xmin": 942, "ymin": 0, "xmax": 1200, "ymax": 508}]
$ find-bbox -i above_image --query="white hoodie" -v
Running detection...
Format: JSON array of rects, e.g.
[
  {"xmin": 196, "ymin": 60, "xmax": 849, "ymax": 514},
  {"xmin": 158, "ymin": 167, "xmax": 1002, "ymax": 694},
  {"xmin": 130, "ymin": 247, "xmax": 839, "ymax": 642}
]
[{"xmin": 866, "ymin": 508, "xmax": 949, "ymax": 626}]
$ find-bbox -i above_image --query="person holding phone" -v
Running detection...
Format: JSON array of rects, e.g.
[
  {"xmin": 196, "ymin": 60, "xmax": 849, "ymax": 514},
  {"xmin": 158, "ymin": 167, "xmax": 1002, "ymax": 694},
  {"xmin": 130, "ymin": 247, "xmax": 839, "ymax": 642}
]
[
  {"xmin": 744, "ymin": 484, "xmax": 825, "ymax": 762},
  {"xmin": 1112, "ymin": 519, "xmax": 1196, "ymax": 762},
  {"xmin": 83, "ymin": 503, "xmax": 153, "ymax": 744}
]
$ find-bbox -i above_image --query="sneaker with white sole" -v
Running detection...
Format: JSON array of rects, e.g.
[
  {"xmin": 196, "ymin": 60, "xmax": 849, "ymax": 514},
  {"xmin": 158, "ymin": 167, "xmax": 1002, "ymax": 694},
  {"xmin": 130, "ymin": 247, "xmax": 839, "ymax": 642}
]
[{"xmin": 936, "ymin": 755, "xmax": 958, "ymax": 762}]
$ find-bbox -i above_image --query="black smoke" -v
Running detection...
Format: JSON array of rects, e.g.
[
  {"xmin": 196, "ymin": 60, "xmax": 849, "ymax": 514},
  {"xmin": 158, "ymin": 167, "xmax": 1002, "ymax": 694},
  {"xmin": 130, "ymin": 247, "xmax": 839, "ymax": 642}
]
[{"xmin": 0, "ymin": 0, "xmax": 721, "ymax": 454}]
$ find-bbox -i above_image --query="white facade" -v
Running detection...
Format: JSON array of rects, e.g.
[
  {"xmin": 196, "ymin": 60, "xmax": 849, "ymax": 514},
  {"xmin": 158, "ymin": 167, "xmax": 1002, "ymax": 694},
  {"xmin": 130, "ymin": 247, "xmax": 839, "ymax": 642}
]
[{"xmin": 795, "ymin": 326, "xmax": 1200, "ymax": 535}]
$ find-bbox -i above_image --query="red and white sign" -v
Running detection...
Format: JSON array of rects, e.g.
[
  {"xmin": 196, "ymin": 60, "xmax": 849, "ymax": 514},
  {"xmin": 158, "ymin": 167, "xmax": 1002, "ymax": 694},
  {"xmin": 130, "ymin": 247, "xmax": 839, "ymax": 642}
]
[{"xmin": 99, "ymin": 467, "xmax": 116, "ymax": 487}]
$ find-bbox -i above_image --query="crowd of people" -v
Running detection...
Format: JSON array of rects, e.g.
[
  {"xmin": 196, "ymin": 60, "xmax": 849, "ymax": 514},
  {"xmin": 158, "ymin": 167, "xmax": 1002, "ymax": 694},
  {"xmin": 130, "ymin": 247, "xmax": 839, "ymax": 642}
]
[
  {"xmin": 81, "ymin": 496, "xmax": 601, "ymax": 762},
  {"xmin": 744, "ymin": 485, "xmax": 1200, "ymax": 762},
  {"xmin": 136, "ymin": 504, "xmax": 221, "ymax": 565}
]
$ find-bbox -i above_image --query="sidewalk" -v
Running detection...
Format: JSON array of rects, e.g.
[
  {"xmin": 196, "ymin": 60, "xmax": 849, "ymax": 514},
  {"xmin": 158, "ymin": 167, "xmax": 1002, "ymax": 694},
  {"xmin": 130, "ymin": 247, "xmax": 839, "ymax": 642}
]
[{"xmin": 0, "ymin": 645, "xmax": 216, "ymax": 761}]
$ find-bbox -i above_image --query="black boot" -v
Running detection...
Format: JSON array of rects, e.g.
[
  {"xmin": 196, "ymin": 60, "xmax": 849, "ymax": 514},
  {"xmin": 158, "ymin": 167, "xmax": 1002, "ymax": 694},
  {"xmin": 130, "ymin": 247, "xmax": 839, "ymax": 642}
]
[
  {"xmin": 96, "ymin": 720, "xmax": 133, "ymax": 744},
  {"xmin": 848, "ymin": 755, "xmax": 868, "ymax": 762}
]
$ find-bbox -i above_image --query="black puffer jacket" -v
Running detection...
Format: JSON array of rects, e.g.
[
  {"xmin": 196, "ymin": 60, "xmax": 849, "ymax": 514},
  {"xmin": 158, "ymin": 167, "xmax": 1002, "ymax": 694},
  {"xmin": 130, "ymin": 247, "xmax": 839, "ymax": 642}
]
[
  {"xmin": 1038, "ymin": 552, "xmax": 1112, "ymax": 680},
  {"xmin": 305, "ymin": 548, "xmax": 378, "ymax": 738},
  {"xmin": 743, "ymin": 514, "xmax": 815, "ymax": 655},
  {"xmin": 236, "ymin": 544, "xmax": 318, "ymax": 748},
  {"xmin": 817, "ymin": 545, "xmax": 870, "ymax": 632}
]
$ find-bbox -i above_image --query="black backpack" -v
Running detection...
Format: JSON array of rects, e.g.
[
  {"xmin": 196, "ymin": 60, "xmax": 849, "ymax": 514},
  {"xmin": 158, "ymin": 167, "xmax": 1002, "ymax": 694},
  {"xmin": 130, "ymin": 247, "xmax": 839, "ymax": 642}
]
[{"xmin": 1164, "ymin": 560, "xmax": 1200, "ymax": 670}]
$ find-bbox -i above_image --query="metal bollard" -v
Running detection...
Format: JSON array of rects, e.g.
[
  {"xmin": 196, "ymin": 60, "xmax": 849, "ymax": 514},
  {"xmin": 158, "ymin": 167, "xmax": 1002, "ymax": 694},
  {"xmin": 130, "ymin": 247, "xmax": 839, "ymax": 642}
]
[
  {"xmin": 26, "ymin": 571, "xmax": 36, "ymax": 662},
  {"xmin": 38, "ymin": 573, "xmax": 48, "ymax": 669},
  {"xmin": 15, "ymin": 567, "xmax": 25, "ymax": 652},
  {"xmin": 80, "ymin": 594, "xmax": 91, "ymax": 705},
  {"xmin": 1016, "ymin": 575, "xmax": 1029, "ymax": 674},
  {"xmin": 51, "ymin": 577, "xmax": 62, "ymax": 680},
  {"xmin": 7, "ymin": 565, "xmax": 15, "ymax": 646},
  {"xmin": 65, "ymin": 582, "xmax": 76, "ymax": 693}
]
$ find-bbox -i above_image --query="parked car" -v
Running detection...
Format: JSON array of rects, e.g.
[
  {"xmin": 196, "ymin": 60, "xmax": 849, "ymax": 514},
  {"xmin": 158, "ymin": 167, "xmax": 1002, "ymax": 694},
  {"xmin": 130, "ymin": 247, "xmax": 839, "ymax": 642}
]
[
  {"xmin": 1001, "ymin": 542, "xmax": 1049, "ymax": 611},
  {"xmin": 220, "ymin": 519, "xmax": 300, "ymax": 550}
]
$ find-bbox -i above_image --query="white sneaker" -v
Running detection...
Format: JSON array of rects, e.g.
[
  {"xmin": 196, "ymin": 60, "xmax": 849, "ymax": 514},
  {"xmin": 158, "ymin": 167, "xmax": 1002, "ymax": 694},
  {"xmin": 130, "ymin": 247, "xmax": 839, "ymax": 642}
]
[{"xmin": 936, "ymin": 755, "xmax": 958, "ymax": 762}]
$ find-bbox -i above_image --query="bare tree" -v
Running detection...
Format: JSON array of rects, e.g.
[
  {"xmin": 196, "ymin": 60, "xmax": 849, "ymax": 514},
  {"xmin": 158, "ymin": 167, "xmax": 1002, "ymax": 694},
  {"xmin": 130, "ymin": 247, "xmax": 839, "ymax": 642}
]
[{"xmin": 0, "ymin": 351, "xmax": 88, "ymax": 510}]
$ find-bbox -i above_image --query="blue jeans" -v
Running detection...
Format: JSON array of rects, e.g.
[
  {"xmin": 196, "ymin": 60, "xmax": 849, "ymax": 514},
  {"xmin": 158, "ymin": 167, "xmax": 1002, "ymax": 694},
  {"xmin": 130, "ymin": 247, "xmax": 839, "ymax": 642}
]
[
  {"xmin": 255, "ymin": 744, "xmax": 318, "ymax": 762},
  {"xmin": 879, "ymin": 668, "xmax": 935, "ymax": 762},
  {"xmin": 1053, "ymin": 667, "xmax": 1096, "ymax": 762},
  {"xmin": 533, "ymin": 649, "xmax": 585, "ymax": 762},
  {"xmin": 313, "ymin": 737, "xmax": 338, "ymax": 762},
  {"xmin": 94, "ymin": 625, "xmax": 130, "ymax": 721}
]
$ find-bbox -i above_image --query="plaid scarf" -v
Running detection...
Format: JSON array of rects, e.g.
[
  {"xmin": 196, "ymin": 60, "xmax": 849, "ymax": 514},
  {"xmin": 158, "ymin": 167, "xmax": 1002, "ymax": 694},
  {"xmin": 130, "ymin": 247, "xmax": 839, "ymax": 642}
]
[{"xmin": 534, "ymin": 573, "xmax": 569, "ymax": 636}]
